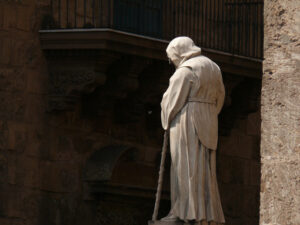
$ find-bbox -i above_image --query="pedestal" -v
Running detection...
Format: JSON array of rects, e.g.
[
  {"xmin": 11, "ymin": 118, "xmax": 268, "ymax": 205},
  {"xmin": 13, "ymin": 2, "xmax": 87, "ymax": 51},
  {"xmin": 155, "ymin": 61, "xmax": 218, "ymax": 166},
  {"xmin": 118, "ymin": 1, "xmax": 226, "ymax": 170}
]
[{"xmin": 148, "ymin": 220, "xmax": 184, "ymax": 225}]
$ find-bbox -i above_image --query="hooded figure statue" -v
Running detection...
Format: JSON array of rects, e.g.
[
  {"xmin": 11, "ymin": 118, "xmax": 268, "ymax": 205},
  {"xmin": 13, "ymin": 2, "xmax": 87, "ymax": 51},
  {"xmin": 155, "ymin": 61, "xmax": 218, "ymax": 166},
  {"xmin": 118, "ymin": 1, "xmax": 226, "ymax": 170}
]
[{"xmin": 161, "ymin": 37, "xmax": 225, "ymax": 224}]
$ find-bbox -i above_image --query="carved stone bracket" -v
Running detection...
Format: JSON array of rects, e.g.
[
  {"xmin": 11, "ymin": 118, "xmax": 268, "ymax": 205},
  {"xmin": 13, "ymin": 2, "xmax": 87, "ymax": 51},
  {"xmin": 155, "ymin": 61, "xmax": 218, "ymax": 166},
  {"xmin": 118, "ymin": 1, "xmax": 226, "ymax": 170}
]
[
  {"xmin": 46, "ymin": 51, "xmax": 119, "ymax": 112},
  {"xmin": 47, "ymin": 67, "xmax": 106, "ymax": 112}
]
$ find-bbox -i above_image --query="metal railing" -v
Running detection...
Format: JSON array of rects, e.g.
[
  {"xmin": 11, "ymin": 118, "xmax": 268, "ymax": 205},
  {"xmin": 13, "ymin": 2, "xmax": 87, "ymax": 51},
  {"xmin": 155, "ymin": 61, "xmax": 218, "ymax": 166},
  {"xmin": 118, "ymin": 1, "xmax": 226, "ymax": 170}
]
[{"xmin": 43, "ymin": 0, "xmax": 263, "ymax": 59}]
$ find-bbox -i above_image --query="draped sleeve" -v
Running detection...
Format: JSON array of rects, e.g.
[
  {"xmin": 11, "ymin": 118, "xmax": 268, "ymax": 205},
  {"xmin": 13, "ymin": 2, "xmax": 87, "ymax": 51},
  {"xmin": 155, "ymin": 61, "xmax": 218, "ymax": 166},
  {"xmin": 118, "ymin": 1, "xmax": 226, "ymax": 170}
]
[
  {"xmin": 216, "ymin": 68, "xmax": 225, "ymax": 114},
  {"xmin": 161, "ymin": 67, "xmax": 193, "ymax": 130}
]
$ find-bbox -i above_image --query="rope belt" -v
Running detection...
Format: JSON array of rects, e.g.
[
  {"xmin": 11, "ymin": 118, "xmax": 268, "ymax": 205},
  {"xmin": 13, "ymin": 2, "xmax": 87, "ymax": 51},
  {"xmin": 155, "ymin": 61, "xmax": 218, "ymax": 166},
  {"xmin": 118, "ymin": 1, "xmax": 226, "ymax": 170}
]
[{"xmin": 188, "ymin": 97, "xmax": 216, "ymax": 104}]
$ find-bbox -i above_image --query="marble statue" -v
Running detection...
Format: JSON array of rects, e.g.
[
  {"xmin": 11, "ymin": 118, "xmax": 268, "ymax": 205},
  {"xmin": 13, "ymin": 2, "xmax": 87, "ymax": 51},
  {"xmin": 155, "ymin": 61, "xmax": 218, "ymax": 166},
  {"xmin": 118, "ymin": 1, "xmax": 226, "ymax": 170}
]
[{"xmin": 160, "ymin": 37, "xmax": 225, "ymax": 225}]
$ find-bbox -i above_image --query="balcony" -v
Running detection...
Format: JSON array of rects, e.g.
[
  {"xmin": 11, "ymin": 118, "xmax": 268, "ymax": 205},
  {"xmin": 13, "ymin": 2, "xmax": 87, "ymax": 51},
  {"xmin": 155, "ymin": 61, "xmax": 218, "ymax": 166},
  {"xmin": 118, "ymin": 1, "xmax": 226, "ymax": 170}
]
[
  {"xmin": 41, "ymin": 0, "xmax": 263, "ymax": 60},
  {"xmin": 40, "ymin": 0, "xmax": 263, "ymax": 115}
]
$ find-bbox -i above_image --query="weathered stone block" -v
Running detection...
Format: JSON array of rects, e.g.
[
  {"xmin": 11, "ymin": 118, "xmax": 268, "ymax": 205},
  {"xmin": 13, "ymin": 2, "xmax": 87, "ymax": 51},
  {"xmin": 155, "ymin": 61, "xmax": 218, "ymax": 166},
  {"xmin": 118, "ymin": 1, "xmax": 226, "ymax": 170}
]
[
  {"xmin": 39, "ymin": 134, "xmax": 76, "ymax": 161},
  {"xmin": 219, "ymin": 132, "xmax": 259, "ymax": 160},
  {"xmin": 0, "ymin": 151, "xmax": 8, "ymax": 184},
  {"xmin": 0, "ymin": 38, "xmax": 12, "ymax": 65},
  {"xmin": 222, "ymin": 218, "xmax": 242, "ymax": 225},
  {"xmin": 218, "ymin": 155, "xmax": 232, "ymax": 184},
  {"xmin": 16, "ymin": 6, "xmax": 34, "ymax": 31},
  {"xmin": 40, "ymin": 160, "xmax": 79, "ymax": 193},
  {"xmin": 24, "ymin": 94, "xmax": 47, "ymax": 124},
  {"xmin": 16, "ymin": 190, "xmax": 40, "ymax": 221},
  {"xmin": 242, "ymin": 187, "xmax": 259, "ymax": 217},
  {"xmin": 0, "ymin": 91, "xmax": 25, "ymax": 120},
  {"xmin": 7, "ymin": 121, "xmax": 27, "ymax": 152},
  {"xmin": 237, "ymin": 134, "xmax": 260, "ymax": 160},
  {"xmin": 0, "ymin": 68, "xmax": 27, "ymax": 92},
  {"xmin": 144, "ymin": 147, "xmax": 161, "ymax": 164},
  {"xmin": 10, "ymin": 39, "xmax": 27, "ymax": 67},
  {"xmin": 0, "ymin": 120, "xmax": 9, "ymax": 150},
  {"xmin": 219, "ymin": 184, "xmax": 243, "ymax": 217},
  {"xmin": 3, "ymin": 187, "xmax": 24, "ymax": 218},
  {"xmin": 218, "ymin": 155, "xmax": 251, "ymax": 185},
  {"xmin": 25, "ymin": 128, "xmax": 43, "ymax": 157},
  {"xmin": 218, "ymin": 135, "xmax": 238, "ymax": 157},
  {"xmin": 10, "ymin": 39, "xmax": 42, "ymax": 67},
  {"xmin": 250, "ymin": 161, "xmax": 260, "ymax": 186},
  {"xmin": 26, "ymin": 69, "xmax": 48, "ymax": 94},
  {"xmin": 3, "ymin": 5, "xmax": 17, "ymax": 29},
  {"xmin": 0, "ymin": 6, "xmax": 3, "ymax": 29},
  {"xmin": 8, "ymin": 155, "xmax": 40, "ymax": 188},
  {"xmin": 241, "ymin": 217, "xmax": 259, "ymax": 225},
  {"xmin": 0, "ymin": 218, "xmax": 11, "ymax": 225},
  {"xmin": 233, "ymin": 118, "xmax": 247, "ymax": 134},
  {"xmin": 246, "ymin": 112, "xmax": 261, "ymax": 136},
  {"xmin": 38, "ymin": 193, "xmax": 93, "ymax": 225}
]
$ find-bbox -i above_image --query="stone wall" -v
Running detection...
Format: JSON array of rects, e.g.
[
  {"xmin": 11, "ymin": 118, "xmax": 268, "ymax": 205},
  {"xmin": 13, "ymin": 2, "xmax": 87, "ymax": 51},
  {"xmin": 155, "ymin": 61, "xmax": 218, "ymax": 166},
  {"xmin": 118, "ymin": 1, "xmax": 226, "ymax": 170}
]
[
  {"xmin": 261, "ymin": 0, "xmax": 300, "ymax": 225},
  {"xmin": 0, "ymin": 2, "xmax": 167, "ymax": 224},
  {"xmin": 218, "ymin": 75, "xmax": 261, "ymax": 225},
  {"xmin": 218, "ymin": 110, "xmax": 261, "ymax": 225},
  {"xmin": 0, "ymin": 1, "xmax": 49, "ymax": 225}
]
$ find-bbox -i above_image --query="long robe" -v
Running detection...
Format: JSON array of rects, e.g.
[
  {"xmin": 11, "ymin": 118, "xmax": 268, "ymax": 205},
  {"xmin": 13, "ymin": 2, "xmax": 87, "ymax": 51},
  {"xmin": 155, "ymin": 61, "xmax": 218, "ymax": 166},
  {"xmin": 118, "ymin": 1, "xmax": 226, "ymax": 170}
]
[{"xmin": 161, "ymin": 37, "xmax": 225, "ymax": 223}]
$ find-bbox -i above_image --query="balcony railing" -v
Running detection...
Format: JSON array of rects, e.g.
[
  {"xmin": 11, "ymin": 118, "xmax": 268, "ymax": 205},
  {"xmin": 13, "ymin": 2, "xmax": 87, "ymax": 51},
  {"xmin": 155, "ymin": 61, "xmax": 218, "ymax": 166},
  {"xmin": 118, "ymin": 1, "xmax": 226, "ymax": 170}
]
[{"xmin": 43, "ymin": 0, "xmax": 263, "ymax": 59}]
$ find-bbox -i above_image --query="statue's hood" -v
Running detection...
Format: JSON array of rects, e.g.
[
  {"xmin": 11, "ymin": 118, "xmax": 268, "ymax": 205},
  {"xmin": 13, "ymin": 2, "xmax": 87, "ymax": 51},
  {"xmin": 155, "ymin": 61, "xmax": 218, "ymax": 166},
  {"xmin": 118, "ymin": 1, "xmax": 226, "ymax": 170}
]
[{"xmin": 166, "ymin": 36, "xmax": 201, "ymax": 68}]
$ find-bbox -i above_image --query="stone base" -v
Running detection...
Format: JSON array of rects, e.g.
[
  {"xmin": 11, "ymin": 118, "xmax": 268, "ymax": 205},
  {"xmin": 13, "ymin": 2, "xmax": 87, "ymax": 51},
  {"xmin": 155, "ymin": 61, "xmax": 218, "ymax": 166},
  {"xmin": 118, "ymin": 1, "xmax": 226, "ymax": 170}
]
[
  {"xmin": 148, "ymin": 220, "xmax": 184, "ymax": 225},
  {"xmin": 148, "ymin": 220, "xmax": 222, "ymax": 225}
]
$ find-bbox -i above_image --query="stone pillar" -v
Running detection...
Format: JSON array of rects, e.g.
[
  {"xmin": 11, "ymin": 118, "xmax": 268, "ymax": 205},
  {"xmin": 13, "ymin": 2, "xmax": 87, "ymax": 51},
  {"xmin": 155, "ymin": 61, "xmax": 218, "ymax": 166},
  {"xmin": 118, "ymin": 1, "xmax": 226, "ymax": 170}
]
[{"xmin": 261, "ymin": 1, "xmax": 300, "ymax": 225}]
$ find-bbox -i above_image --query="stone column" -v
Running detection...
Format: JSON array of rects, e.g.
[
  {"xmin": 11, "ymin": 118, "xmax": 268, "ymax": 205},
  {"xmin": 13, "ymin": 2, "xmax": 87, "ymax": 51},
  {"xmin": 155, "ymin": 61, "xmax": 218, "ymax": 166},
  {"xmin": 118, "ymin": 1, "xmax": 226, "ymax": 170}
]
[{"xmin": 261, "ymin": 1, "xmax": 300, "ymax": 225}]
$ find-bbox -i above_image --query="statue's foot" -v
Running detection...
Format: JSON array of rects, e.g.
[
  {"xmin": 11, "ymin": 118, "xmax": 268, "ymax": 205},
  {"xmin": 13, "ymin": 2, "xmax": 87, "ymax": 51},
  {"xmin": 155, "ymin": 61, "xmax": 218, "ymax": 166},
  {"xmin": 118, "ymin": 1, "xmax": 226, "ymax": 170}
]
[{"xmin": 160, "ymin": 214, "xmax": 180, "ymax": 222}]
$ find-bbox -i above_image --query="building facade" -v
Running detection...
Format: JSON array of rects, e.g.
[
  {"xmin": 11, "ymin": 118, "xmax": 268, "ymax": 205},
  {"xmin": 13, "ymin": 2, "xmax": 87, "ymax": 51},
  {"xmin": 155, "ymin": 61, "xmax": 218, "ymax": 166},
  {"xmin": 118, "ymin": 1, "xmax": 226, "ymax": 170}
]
[{"xmin": 0, "ymin": 0, "xmax": 294, "ymax": 225}]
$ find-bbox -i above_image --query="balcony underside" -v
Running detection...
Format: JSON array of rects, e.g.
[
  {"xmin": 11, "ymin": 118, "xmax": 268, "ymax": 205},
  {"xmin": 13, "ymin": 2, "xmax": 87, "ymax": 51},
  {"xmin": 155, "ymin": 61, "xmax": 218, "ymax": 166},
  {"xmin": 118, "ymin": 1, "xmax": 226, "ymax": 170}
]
[{"xmin": 40, "ymin": 29, "xmax": 262, "ymax": 79}]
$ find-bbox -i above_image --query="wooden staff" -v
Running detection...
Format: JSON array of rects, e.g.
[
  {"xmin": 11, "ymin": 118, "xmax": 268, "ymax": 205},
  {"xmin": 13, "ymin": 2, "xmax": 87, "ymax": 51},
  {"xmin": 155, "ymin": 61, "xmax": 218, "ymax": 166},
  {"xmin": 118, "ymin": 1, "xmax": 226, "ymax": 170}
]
[{"xmin": 152, "ymin": 130, "xmax": 169, "ymax": 221}]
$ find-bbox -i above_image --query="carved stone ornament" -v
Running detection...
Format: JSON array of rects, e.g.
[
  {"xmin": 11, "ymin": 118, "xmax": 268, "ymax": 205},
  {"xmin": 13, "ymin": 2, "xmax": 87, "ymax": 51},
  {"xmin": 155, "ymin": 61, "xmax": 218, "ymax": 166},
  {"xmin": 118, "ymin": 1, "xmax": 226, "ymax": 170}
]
[{"xmin": 47, "ymin": 67, "xmax": 106, "ymax": 112}]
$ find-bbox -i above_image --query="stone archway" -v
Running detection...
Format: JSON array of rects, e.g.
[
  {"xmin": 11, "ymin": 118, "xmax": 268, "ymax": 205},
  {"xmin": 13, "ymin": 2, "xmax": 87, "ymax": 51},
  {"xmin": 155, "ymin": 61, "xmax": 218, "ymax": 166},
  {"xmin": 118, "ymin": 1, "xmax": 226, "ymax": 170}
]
[{"xmin": 83, "ymin": 145, "xmax": 170, "ymax": 225}]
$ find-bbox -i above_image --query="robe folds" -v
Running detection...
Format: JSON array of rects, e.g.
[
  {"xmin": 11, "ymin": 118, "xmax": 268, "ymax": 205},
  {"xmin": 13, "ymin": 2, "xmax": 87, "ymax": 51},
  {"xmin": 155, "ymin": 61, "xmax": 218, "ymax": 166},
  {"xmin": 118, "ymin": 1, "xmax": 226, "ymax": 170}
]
[{"xmin": 161, "ymin": 37, "xmax": 225, "ymax": 223}]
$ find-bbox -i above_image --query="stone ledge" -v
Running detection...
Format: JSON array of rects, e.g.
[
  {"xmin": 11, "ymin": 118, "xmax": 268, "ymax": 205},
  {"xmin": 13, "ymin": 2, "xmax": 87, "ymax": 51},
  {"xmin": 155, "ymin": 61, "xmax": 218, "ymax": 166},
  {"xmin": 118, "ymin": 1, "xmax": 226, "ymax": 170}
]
[{"xmin": 39, "ymin": 28, "xmax": 262, "ymax": 78}]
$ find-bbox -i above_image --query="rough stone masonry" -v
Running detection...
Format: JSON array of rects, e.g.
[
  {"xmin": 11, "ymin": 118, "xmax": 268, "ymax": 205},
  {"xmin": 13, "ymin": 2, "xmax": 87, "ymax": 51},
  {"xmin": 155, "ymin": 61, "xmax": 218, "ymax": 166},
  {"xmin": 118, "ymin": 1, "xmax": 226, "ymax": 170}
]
[{"xmin": 261, "ymin": 0, "xmax": 300, "ymax": 225}]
